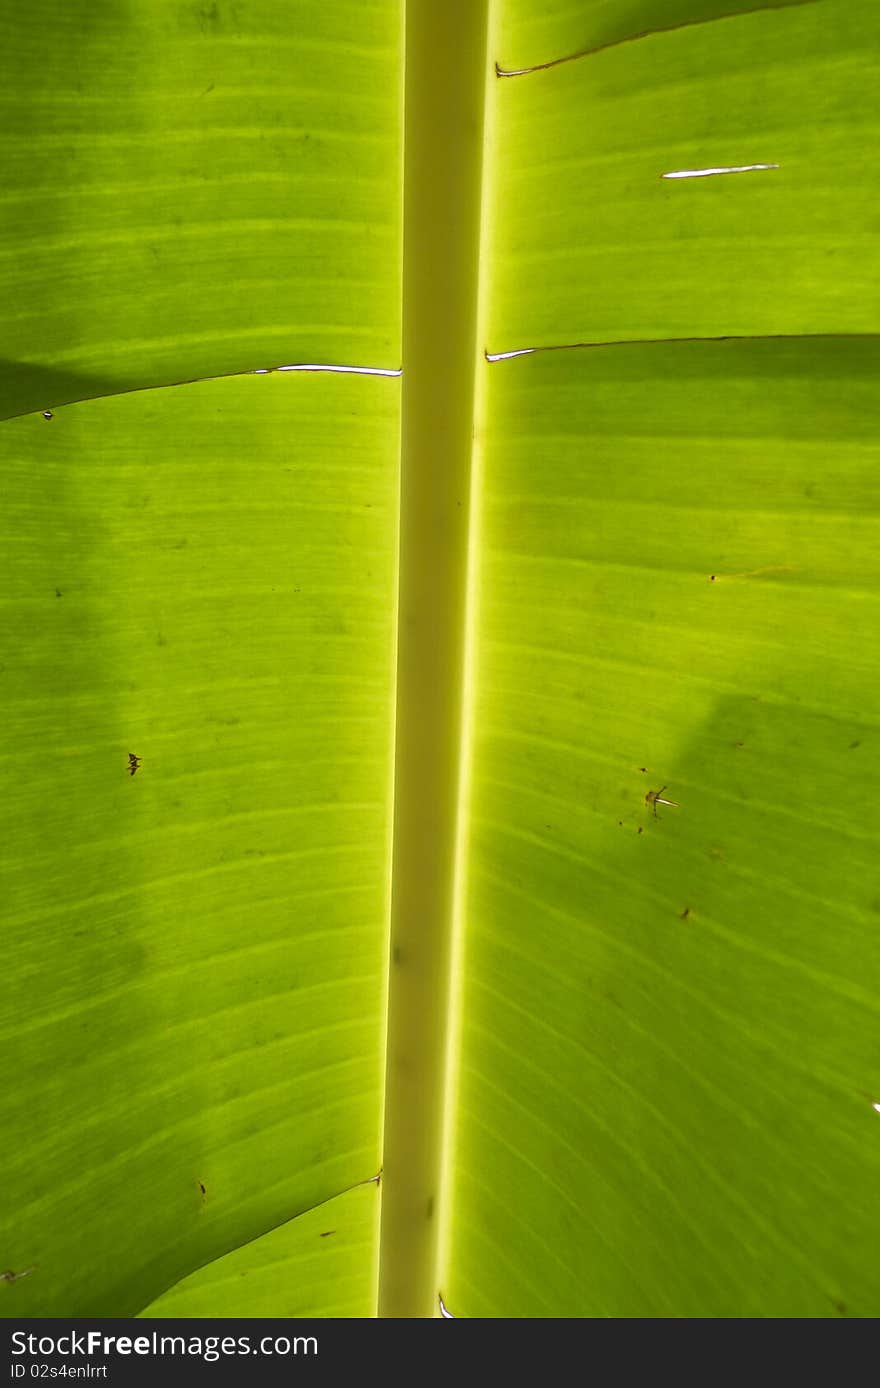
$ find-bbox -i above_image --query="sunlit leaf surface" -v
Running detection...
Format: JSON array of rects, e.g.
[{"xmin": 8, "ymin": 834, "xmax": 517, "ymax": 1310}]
[
  {"xmin": 488, "ymin": 2, "xmax": 879, "ymax": 348},
  {"xmin": 0, "ymin": 372, "xmax": 397, "ymax": 1316},
  {"xmin": 496, "ymin": 0, "xmax": 815, "ymax": 70},
  {"xmin": 0, "ymin": 0, "xmax": 402, "ymax": 419},
  {"xmin": 444, "ymin": 338, "xmax": 880, "ymax": 1317},
  {"xmin": 3, "ymin": 0, "xmax": 879, "ymax": 1322},
  {"xmin": 139, "ymin": 1182, "xmax": 379, "ymax": 1318}
]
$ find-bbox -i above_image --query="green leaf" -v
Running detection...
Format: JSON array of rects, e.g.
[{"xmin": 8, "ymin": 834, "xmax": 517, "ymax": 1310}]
[
  {"xmin": 0, "ymin": 0, "xmax": 402, "ymax": 419},
  {"xmin": 0, "ymin": 372, "xmax": 397, "ymax": 1316},
  {"xmin": 496, "ymin": 0, "xmax": 817, "ymax": 70},
  {"xmin": 489, "ymin": 2, "xmax": 880, "ymax": 347},
  {"xmin": 138, "ymin": 1181, "xmax": 379, "ymax": 1319},
  {"xmin": 2, "ymin": 0, "xmax": 879, "ymax": 1321},
  {"xmin": 443, "ymin": 338, "xmax": 880, "ymax": 1317}
]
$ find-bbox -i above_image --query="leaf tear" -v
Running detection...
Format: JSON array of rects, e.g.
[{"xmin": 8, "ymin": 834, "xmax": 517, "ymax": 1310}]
[{"xmin": 662, "ymin": 163, "xmax": 778, "ymax": 179}]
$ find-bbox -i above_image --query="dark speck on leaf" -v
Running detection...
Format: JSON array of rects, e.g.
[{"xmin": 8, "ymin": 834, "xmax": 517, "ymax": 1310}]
[
  {"xmin": 42, "ymin": 410, "xmax": 53, "ymax": 420},
  {"xmin": 849, "ymin": 741, "xmax": 861, "ymax": 749},
  {"xmin": 320, "ymin": 1230, "xmax": 335, "ymax": 1238}
]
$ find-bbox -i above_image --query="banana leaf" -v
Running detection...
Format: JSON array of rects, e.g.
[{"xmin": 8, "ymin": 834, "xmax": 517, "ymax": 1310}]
[{"xmin": 1, "ymin": 0, "xmax": 877, "ymax": 1320}]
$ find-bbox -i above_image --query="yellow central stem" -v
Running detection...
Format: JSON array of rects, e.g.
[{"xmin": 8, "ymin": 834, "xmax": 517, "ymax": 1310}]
[{"xmin": 377, "ymin": 0, "xmax": 490, "ymax": 1320}]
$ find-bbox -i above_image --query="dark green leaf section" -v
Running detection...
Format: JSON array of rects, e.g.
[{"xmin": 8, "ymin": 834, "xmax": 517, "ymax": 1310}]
[
  {"xmin": 139, "ymin": 1181, "xmax": 379, "ymax": 1318},
  {"xmin": 488, "ymin": 2, "xmax": 879, "ymax": 349},
  {"xmin": 446, "ymin": 340, "xmax": 880, "ymax": 1317},
  {"xmin": 0, "ymin": 371, "xmax": 397, "ymax": 1317},
  {"xmin": 0, "ymin": 0, "xmax": 402, "ymax": 419},
  {"xmin": 496, "ymin": 0, "xmax": 817, "ymax": 70}
]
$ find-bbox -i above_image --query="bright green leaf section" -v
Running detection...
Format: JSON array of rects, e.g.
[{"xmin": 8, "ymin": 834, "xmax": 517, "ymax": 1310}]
[
  {"xmin": 496, "ymin": 0, "xmax": 814, "ymax": 69},
  {"xmin": 139, "ymin": 1181, "xmax": 379, "ymax": 1318},
  {"xmin": 0, "ymin": 371, "xmax": 397, "ymax": 1317},
  {"xmin": 444, "ymin": 340, "xmax": 880, "ymax": 1317},
  {"xmin": 488, "ymin": 2, "xmax": 879, "ymax": 349},
  {"xmin": 0, "ymin": 0, "xmax": 402, "ymax": 420}
]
